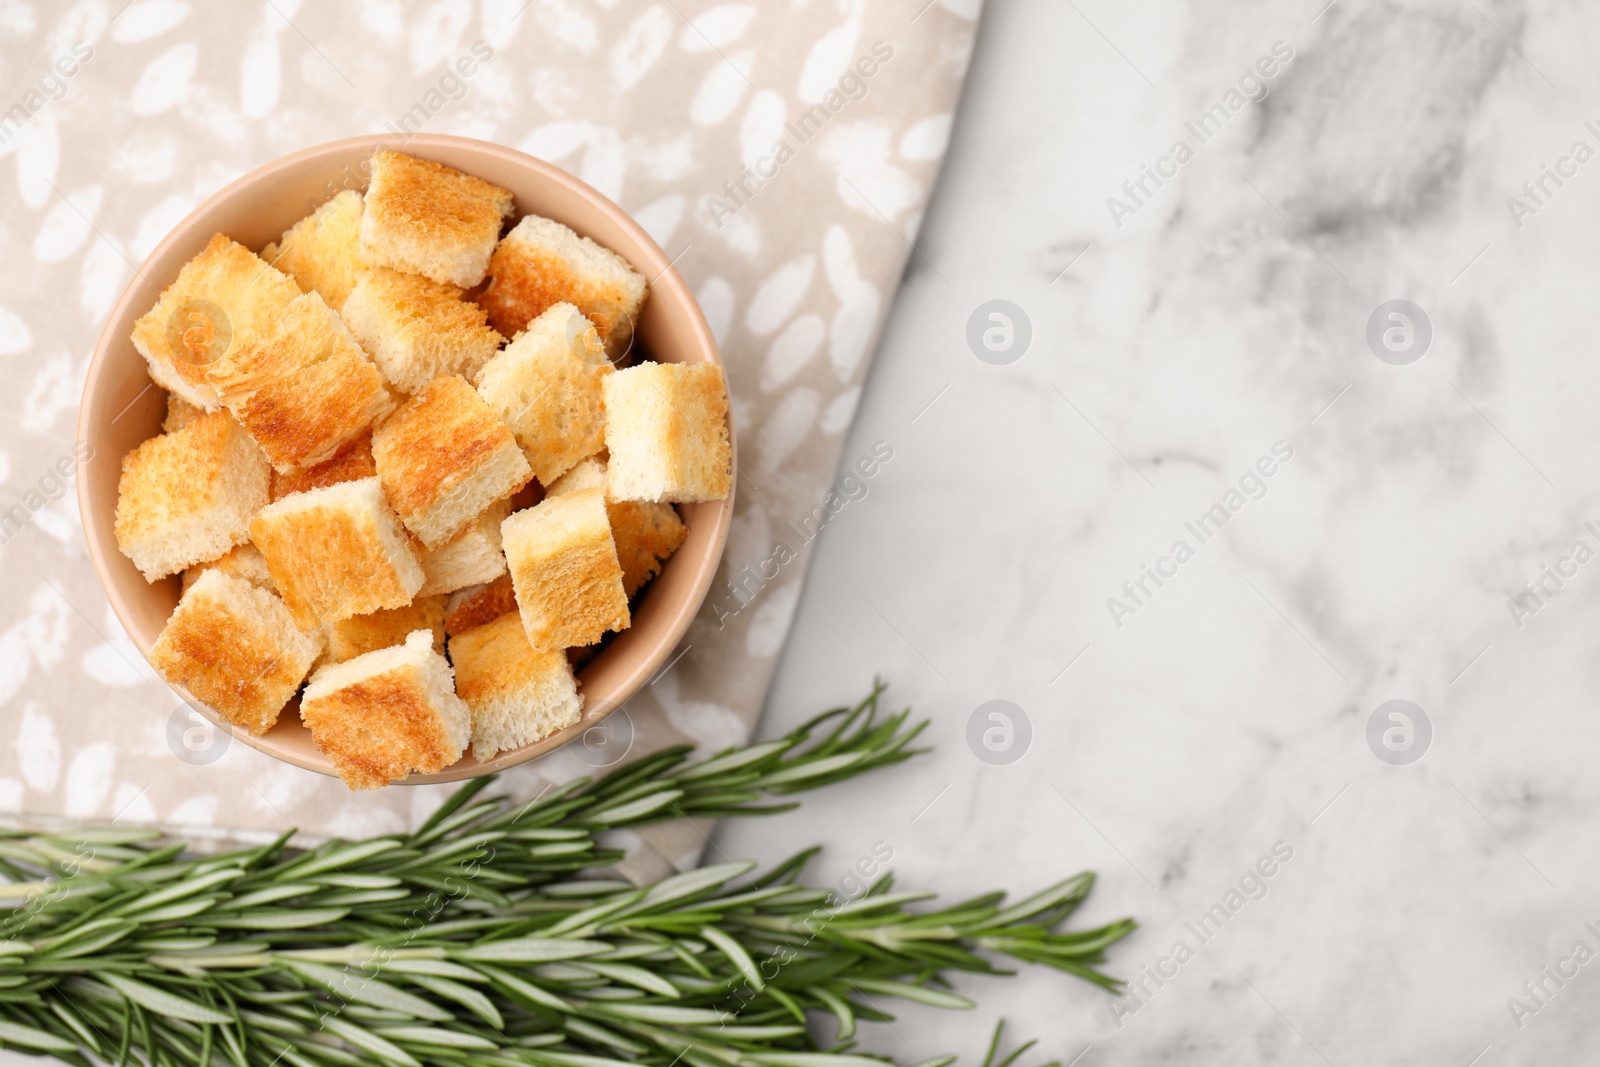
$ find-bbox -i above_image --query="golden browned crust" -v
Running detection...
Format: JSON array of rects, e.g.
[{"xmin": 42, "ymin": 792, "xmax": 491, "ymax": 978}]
[
  {"xmin": 205, "ymin": 293, "xmax": 387, "ymax": 473},
  {"xmin": 447, "ymin": 612, "xmax": 556, "ymax": 706},
  {"xmin": 603, "ymin": 362, "xmax": 732, "ymax": 503},
  {"xmin": 149, "ymin": 572, "xmax": 316, "ymax": 736},
  {"xmin": 545, "ymin": 457, "xmax": 686, "ymax": 597},
  {"xmin": 323, "ymin": 595, "xmax": 446, "ymax": 666},
  {"xmin": 502, "ymin": 489, "xmax": 629, "ymax": 651},
  {"xmin": 300, "ymin": 666, "xmax": 456, "ymax": 789},
  {"xmin": 443, "ymin": 575, "xmax": 518, "ymax": 636},
  {"xmin": 263, "ymin": 189, "xmax": 365, "ymax": 310},
  {"xmin": 339, "ymin": 267, "xmax": 503, "ymax": 394},
  {"xmin": 114, "ymin": 411, "xmax": 269, "ymax": 580},
  {"xmin": 130, "ymin": 234, "xmax": 301, "ymax": 407},
  {"xmin": 371, "ymin": 376, "xmax": 532, "ymax": 548},
  {"xmin": 473, "ymin": 304, "xmax": 611, "ymax": 487},
  {"xmin": 611, "ymin": 500, "xmax": 687, "ymax": 598},
  {"xmin": 476, "ymin": 232, "xmax": 642, "ymax": 351},
  {"xmin": 271, "ymin": 432, "xmax": 376, "ymax": 501},
  {"xmin": 360, "ymin": 150, "xmax": 513, "ymax": 287},
  {"xmin": 249, "ymin": 478, "xmax": 422, "ymax": 628}
]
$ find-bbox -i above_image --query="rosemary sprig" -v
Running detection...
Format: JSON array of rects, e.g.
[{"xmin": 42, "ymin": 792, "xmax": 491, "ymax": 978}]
[{"xmin": 0, "ymin": 685, "xmax": 1134, "ymax": 1066}]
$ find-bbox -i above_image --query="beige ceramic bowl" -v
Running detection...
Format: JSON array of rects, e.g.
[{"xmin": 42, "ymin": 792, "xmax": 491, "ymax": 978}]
[{"xmin": 77, "ymin": 134, "xmax": 733, "ymax": 783}]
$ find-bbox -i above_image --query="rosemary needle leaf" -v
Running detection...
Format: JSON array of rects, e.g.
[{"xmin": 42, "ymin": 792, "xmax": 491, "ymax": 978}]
[
  {"xmin": 0, "ymin": 685, "xmax": 1134, "ymax": 1067},
  {"xmin": 98, "ymin": 974, "xmax": 232, "ymax": 1025},
  {"xmin": 0, "ymin": 1019, "xmax": 78, "ymax": 1053}
]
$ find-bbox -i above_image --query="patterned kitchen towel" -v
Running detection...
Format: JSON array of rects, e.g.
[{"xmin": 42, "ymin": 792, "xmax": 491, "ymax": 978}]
[{"xmin": 0, "ymin": 0, "xmax": 980, "ymax": 881}]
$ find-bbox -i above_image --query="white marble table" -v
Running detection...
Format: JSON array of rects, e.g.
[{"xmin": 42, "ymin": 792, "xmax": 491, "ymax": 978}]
[{"xmin": 719, "ymin": 0, "xmax": 1600, "ymax": 1061}]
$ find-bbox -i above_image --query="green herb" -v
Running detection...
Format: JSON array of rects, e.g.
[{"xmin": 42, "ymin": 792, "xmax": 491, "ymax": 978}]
[{"xmin": 0, "ymin": 684, "xmax": 1133, "ymax": 1065}]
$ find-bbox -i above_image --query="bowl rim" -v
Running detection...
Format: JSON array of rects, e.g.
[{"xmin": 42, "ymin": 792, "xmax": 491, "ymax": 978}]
[{"xmin": 77, "ymin": 132, "xmax": 735, "ymax": 785}]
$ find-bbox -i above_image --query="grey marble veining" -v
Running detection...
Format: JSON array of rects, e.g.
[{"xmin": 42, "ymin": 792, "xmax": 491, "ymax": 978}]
[{"xmin": 718, "ymin": 0, "xmax": 1600, "ymax": 1062}]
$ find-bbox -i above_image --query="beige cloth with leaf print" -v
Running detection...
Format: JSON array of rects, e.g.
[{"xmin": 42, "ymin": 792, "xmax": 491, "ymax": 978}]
[{"xmin": 0, "ymin": 0, "xmax": 980, "ymax": 881}]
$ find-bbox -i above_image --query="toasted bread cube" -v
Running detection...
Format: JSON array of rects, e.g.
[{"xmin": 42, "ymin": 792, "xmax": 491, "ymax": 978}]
[
  {"xmin": 162, "ymin": 392, "xmax": 206, "ymax": 433},
  {"xmin": 548, "ymin": 458, "xmax": 685, "ymax": 598},
  {"xmin": 301, "ymin": 629, "xmax": 470, "ymax": 789},
  {"xmin": 477, "ymin": 215, "xmax": 647, "ymax": 358},
  {"xmin": 359, "ymin": 150, "xmax": 513, "ymax": 288},
  {"xmin": 131, "ymin": 234, "xmax": 301, "ymax": 409},
  {"xmin": 416, "ymin": 499, "xmax": 510, "ymax": 596},
  {"xmin": 501, "ymin": 488, "xmax": 628, "ymax": 651},
  {"xmin": 372, "ymin": 376, "xmax": 532, "ymax": 549},
  {"xmin": 443, "ymin": 574, "xmax": 517, "ymax": 636},
  {"xmin": 249, "ymin": 477, "xmax": 424, "ymax": 628},
  {"xmin": 271, "ymin": 432, "xmax": 376, "ymax": 501},
  {"xmin": 449, "ymin": 612, "xmax": 582, "ymax": 761},
  {"xmin": 340, "ymin": 267, "xmax": 504, "ymax": 395},
  {"xmin": 150, "ymin": 570, "xmax": 322, "ymax": 735},
  {"xmin": 182, "ymin": 543, "xmax": 275, "ymax": 596},
  {"xmin": 320, "ymin": 595, "xmax": 447, "ymax": 668},
  {"xmin": 262, "ymin": 189, "xmax": 366, "ymax": 310},
  {"xmin": 473, "ymin": 303, "xmax": 611, "ymax": 487},
  {"xmin": 602, "ymin": 362, "xmax": 732, "ymax": 503},
  {"xmin": 204, "ymin": 292, "xmax": 388, "ymax": 472},
  {"xmin": 115, "ymin": 412, "xmax": 271, "ymax": 582}
]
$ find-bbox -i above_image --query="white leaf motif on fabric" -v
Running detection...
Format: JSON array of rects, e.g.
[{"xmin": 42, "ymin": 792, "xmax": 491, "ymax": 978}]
[
  {"xmin": 131, "ymin": 42, "xmax": 197, "ymax": 116},
  {"xmin": 690, "ymin": 51, "xmax": 753, "ymax": 128},
  {"xmin": 762, "ymin": 314, "xmax": 825, "ymax": 392},
  {"xmin": 900, "ymin": 113, "xmax": 953, "ymax": 160},
  {"xmin": 580, "ymin": 126, "xmax": 626, "ymax": 201},
  {"xmin": 47, "ymin": 5, "xmax": 107, "ymax": 58},
  {"xmin": 132, "ymin": 192, "xmax": 196, "ymax": 261},
  {"xmin": 739, "ymin": 90, "xmax": 786, "ymax": 172},
  {"xmin": 796, "ymin": 0, "xmax": 863, "ymax": 104},
  {"xmin": 757, "ymin": 387, "xmax": 822, "ymax": 475},
  {"xmin": 525, "ymin": 0, "xmax": 598, "ymax": 54},
  {"xmin": 112, "ymin": 782, "xmax": 157, "ymax": 824},
  {"xmin": 746, "ymin": 581, "xmax": 801, "ymax": 658},
  {"xmin": 520, "ymin": 121, "xmax": 596, "ymax": 163},
  {"xmin": 823, "ymin": 122, "xmax": 923, "ymax": 225},
  {"xmin": 16, "ymin": 112, "xmax": 60, "ymax": 209},
  {"xmin": 33, "ymin": 186, "xmax": 102, "ymax": 263},
  {"xmin": 610, "ymin": 4, "xmax": 674, "ymax": 91},
  {"xmin": 633, "ymin": 194, "xmax": 686, "ymax": 247},
  {"xmin": 705, "ymin": 207, "xmax": 761, "ymax": 256},
  {"xmin": 110, "ymin": 1, "xmax": 191, "ymax": 44},
  {"xmin": 360, "ymin": 0, "xmax": 404, "ymax": 42},
  {"xmin": 822, "ymin": 226, "xmax": 881, "ymax": 381},
  {"xmin": 723, "ymin": 506, "xmax": 772, "ymax": 585},
  {"xmin": 0, "ymin": 306, "xmax": 33, "ymax": 356},
  {"xmin": 24, "ymin": 586, "xmax": 70, "ymax": 672},
  {"xmin": 239, "ymin": 28, "xmax": 283, "ymax": 119},
  {"xmin": 696, "ymin": 277, "xmax": 735, "ymax": 347},
  {"xmin": 679, "ymin": 5, "xmax": 756, "ymax": 52},
  {"xmin": 22, "ymin": 352, "xmax": 82, "ymax": 433},
  {"xmin": 17, "ymin": 704, "xmax": 61, "ymax": 792},
  {"xmin": 167, "ymin": 794, "xmax": 220, "ymax": 827},
  {"xmin": 654, "ymin": 672, "xmax": 746, "ymax": 753},
  {"xmin": 479, "ymin": 0, "xmax": 526, "ymax": 49},
  {"xmin": 63, "ymin": 742, "xmax": 116, "ymax": 818},
  {"xmin": 409, "ymin": 1, "xmax": 472, "ymax": 73},
  {"xmin": 81, "ymin": 239, "xmax": 129, "ymax": 318},
  {"xmin": 821, "ymin": 385, "xmax": 862, "ymax": 434},
  {"xmin": 745, "ymin": 256, "xmax": 816, "ymax": 336}
]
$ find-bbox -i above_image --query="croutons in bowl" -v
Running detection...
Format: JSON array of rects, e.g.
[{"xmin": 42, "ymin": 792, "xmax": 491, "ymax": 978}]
[{"xmin": 78, "ymin": 135, "xmax": 734, "ymax": 787}]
